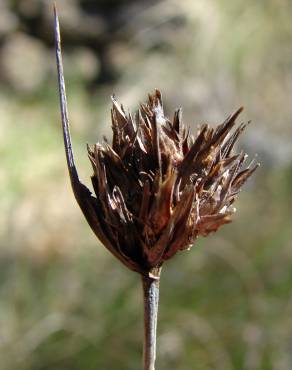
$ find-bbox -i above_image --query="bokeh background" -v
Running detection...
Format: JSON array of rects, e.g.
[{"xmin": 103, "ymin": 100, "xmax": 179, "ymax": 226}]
[{"xmin": 1, "ymin": 0, "xmax": 292, "ymax": 369}]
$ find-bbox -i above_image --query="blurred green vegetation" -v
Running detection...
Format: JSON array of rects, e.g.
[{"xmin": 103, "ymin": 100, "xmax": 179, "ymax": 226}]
[{"xmin": 1, "ymin": 0, "xmax": 292, "ymax": 369}]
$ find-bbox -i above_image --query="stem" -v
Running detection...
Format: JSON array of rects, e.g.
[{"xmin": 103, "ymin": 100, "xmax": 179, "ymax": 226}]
[{"xmin": 142, "ymin": 274, "xmax": 160, "ymax": 370}]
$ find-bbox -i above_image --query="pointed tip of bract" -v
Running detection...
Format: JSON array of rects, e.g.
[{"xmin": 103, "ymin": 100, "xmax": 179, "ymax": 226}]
[
  {"xmin": 253, "ymin": 162, "xmax": 261, "ymax": 171},
  {"xmin": 230, "ymin": 106, "xmax": 244, "ymax": 122},
  {"xmin": 147, "ymin": 89, "xmax": 163, "ymax": 108},
  {"xmin": 111, "ymin": 94, "xmax": 118, "ymax": 109},
  {"xmin": 155, "ymin": 88, "xmax": 162, "ymax": 101},
  {"xmin": 155, "ymin": 89, "xmax": 163, "ymax": 107},
  {"xmin": 54, "ymin": 3, "xmax": 62, "ymax": 51},
  {"xmin": 53, "ymin": 2, "xmax": 59, "ymax": 29}
]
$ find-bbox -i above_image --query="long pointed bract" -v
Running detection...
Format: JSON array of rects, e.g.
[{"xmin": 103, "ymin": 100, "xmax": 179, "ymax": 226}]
[
  {"xmin": 54, "ymin": 4, "xmax": 79, "ymax": 186},
  {"xmin": 54, "ymin": 5, "xmax": 144, "ymax": 274}
]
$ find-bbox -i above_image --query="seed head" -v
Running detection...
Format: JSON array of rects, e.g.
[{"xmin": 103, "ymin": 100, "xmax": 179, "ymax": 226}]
[{"xmin": 55, "ymin": 9, "xmax": 259, "ymax": 279}]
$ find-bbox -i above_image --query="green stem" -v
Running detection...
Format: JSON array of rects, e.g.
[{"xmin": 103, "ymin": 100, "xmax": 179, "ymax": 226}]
[{"xmin": 142, "ymin": 274, "xmax": 160, "ymax": 370}]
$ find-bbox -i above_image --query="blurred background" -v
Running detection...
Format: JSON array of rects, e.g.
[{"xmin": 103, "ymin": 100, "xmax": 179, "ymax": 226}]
[{"xmin": 0, "ymin": 0, "xmax": 292, "ymax": 369}]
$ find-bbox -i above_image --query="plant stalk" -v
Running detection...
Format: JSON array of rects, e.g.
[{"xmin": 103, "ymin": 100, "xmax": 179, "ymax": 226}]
[{"xmin": 142, "ymin": 274, "xmax": 160, "ymax": 370}]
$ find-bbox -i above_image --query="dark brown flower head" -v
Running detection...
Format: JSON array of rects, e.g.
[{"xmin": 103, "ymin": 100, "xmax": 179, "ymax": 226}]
[
  {"xmin": 86, "ymin": 91, "xmax": 258, "ymax": 275},
  {"xmin": 55, "ymin": 10, "xmax": 258, "ymax": 279}
]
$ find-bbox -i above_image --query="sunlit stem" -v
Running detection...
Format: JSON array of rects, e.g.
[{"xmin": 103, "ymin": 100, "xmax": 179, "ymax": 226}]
[{"xmin": 142, "ymin": 274, "xmax": 160, "ymax": 370}]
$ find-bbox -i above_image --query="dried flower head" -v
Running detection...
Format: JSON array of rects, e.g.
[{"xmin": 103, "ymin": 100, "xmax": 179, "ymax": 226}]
[
  {"xmin": 55, "ymin": 12, "xmax": 258, "ymax": 280},
  {"xmin": 86, "ymin": 91, "xmax": 258, "ymax": 276}
]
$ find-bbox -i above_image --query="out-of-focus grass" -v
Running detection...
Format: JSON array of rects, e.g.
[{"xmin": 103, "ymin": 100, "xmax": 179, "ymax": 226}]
[
  {"xmin": 1, "ymin": 0, "xmax": 292, "ymax": 369},
  {"xmin": 1, "ymin": 89, "xmax": 291, "ymax": 369}
]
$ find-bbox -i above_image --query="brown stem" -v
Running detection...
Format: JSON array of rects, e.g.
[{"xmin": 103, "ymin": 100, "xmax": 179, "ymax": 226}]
[{"xmin": 142, "ymin": 274, "xmax": 160, "ymax": 370}]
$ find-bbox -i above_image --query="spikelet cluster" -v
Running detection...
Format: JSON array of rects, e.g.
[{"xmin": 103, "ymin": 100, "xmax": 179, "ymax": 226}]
[{"xmin": 84, "ymin": 90, "xmax": 258, "ymax": 277}]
